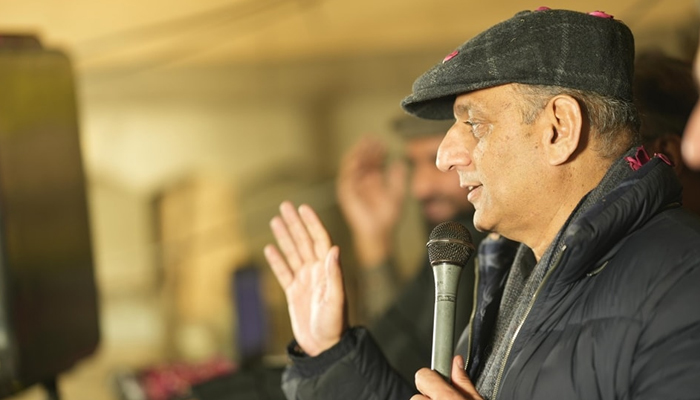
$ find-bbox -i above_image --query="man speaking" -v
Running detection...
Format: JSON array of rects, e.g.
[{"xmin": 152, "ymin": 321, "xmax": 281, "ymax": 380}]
[{"xmin": 264, "ymin": 8, "xmax": 700, "ymax": 400}]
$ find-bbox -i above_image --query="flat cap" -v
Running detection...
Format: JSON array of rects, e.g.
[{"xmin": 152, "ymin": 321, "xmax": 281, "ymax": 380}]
[{"xmin": 401, "ymin": 8, "xmax": 635, "ymax": 120}]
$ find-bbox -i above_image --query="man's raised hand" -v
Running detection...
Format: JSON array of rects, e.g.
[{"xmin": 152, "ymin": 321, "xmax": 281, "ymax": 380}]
[{"xmin": 264, "ymin": 201, "xmax": 348, "ymax": 356}]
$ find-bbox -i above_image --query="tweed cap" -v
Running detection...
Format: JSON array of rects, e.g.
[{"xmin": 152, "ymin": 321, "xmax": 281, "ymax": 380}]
[
  {"xmin": 401, "ymin": 8, "xmax": 635, "ymax": 120},
  {"xmin": 391, "ymin": 114, "xmax": 454, "ymax": 139}
]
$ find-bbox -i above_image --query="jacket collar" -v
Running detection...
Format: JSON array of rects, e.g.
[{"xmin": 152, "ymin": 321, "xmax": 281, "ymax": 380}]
[{"xmin": 556, "ymin": 155, "xmax": 682, "ymax": 284}]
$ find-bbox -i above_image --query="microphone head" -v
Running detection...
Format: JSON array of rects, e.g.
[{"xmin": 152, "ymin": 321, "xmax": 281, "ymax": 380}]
[{"xmin": 426, "ymin": 221, "xmax": 476, "ymax": 267}]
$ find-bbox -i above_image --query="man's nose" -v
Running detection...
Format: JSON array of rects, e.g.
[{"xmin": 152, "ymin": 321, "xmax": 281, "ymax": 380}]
[{"xmin": 437, "ymin": 126, "xmax": 473, "ymax": 172}]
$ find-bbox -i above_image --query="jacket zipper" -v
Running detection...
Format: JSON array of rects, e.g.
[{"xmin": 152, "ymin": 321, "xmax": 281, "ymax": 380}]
[
  {"xmin": 464, "ymin": 256, "xmax": 480, "ymax": 373},
  {"xmin": 491, "ymin": 245, "xmax": 567, "ymax": 400}
]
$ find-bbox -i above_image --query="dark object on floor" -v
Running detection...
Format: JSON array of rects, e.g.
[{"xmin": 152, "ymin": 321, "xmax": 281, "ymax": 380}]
[{"xmin": 190, "ymin": 366, "xmax": 286, "ymax": 400}]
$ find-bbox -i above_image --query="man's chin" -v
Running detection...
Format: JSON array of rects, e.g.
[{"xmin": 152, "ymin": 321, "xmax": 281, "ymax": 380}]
[{"xmin": 472, "ymin": 210, "xmax": 491, "ymax": 233}]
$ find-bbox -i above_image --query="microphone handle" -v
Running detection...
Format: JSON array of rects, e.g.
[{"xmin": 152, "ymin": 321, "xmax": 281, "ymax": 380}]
[{"xmin": 431, "ymin": 262, "xmax": 463, "ymax": 382}]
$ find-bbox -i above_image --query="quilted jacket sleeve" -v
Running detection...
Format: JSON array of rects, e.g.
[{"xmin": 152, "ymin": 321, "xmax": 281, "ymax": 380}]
[{"xmin": 281, "ymin": 327, "xmax": 416, "ymax": 400}]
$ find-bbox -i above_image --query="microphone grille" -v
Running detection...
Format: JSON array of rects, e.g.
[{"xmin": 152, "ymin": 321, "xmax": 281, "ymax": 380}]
[{"xmin": 426, "ymin": 221, "xmax": 475, "ymax": 267}]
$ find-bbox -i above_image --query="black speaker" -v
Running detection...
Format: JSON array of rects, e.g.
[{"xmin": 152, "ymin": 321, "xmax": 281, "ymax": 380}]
[{"xmin": 0, "ymin": 35, "xmax": 99, "ymax": 398}]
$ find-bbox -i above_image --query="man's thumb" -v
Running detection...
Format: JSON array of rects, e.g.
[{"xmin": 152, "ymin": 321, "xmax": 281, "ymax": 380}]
[{"xmin": 451, "ymin": 356, "xmax": 483, "ymax": 400}]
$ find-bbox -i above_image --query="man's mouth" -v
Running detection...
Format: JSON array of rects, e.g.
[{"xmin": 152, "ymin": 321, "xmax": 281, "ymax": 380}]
[{"xmin": 466, "ymin": 184, "xmax": 482, "ymax": 202}]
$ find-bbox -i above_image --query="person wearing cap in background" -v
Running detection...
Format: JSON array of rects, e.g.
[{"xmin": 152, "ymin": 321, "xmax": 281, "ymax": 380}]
[
  {"xmin": 633, "ymin": 51, "xmax": 700, "ymax": 217},
  {"xmin": 264, "ymin": 7, "xmax": 700, "ymax": 400},
  {"xmin": 336, "ymin": 116, "xmax": 506, "ymax": 384}
]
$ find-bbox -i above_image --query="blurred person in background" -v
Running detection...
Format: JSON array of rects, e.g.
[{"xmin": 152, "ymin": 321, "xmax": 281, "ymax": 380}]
[
  {"xmin": 634, "ymin": 51, "xmax": 700, "ymax": 216},
  {"xmin": 336, "ymin": 116, "xmax": 495, "ymax": 382},
  {"xmin": 683, "ymin": 35, "xmax": 700, "ymax": 169}
]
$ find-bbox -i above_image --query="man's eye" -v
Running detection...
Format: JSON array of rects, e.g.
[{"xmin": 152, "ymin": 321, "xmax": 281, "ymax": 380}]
[{"xmin": 466, "ymin": 121, "xmax": 484, "ymax": 137}]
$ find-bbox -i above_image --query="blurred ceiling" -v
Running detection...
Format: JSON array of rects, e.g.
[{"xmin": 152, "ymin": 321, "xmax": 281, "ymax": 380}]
[{"xmin": 0, "ymin": 0, "xmax": 697, "ymax": 72}]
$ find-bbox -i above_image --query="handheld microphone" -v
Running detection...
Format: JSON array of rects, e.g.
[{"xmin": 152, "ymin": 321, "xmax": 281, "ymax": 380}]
[{"xmin": 427, "ymin": 221, "xmax": 475, "ymax": 382}]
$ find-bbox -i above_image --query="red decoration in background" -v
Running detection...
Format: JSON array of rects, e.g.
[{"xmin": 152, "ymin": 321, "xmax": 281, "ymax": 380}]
[{"xmin": 140, "ymin": 357, "xmax": 236, "ymax": 400}]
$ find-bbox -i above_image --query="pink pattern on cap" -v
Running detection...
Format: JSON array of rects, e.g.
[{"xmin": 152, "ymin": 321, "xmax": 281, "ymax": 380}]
[
  {"xmin": 535, "ymin": 6, "xmax": 551, "ymax": 11},
  {"xmin": 589, "ymin": 10, "xmax": 614, "ymax": 18},
  {"xmin": 443, "ymin": 50, "xmax": 459, "ymax": 63}
]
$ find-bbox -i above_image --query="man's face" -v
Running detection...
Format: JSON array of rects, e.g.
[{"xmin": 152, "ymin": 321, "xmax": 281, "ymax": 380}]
[
  {"xmin": 406, "ymin": 134, "xmax": 473, "ymax": 225},
  {"xmin": 436, "ymin": 84, "xmax": 545, "ymax": 235}
]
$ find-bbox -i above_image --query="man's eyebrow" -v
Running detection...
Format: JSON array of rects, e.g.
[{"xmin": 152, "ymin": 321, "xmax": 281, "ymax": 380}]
[{"xmin": 453, "ymin": 101, "xmax": 479, "ymax": 117}]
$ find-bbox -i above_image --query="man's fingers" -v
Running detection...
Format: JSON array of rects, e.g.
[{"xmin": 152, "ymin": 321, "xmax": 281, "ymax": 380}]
[
  {"xmin": 270, "ymin": 215, "xmax": 303, "ymax": 271},
  {"xmin": 280, "ymin": 201, "xmax": 317, "ymax": 264},
  {"xmin": 324, "ymin": 246, "xmax": 344, "ymax": 304},
  {"xmin": 264, "ymin": 244, "xmax": 294, "ymax": 290},
  {"xmin": 310, "ymin": 245, "xmax": 327, "ymax": 304},
  {"xmin": 299, "ymin": 204, "xmax": 332, "ymax": 260},
  {"xmin": 415, "ymin": 364, "xmax": 481, "ymax": 400},
  {"xmin": 269, "ymin": 202, "xmax": 335, "ymax": 276},
  {"xmin": 451, "ymin": 356, "xmax": 483, "ymax": 400},
  {"xmin": 415, "ymin": 368, "xmax": 447, "ymax": 398},
  {"xmin": 338, "ymin": 137, "xmax": 374, "ymax": 180},
  {"xmin": 387, "ymin": 160, "xmax": 408, "ymax": 201},
  {"xmin": 347, "ymin": 137, "xmax": 386, "ymax": 176}
]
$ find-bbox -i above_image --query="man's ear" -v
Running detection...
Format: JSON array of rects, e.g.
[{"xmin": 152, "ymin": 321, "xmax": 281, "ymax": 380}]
[
  {"xmin": 646, "ymin": 134, "xmax": 685, "ymax": 176},
  {"xmin": 540, "ymin": 95, "xmax": 583, "ymax": 166}
]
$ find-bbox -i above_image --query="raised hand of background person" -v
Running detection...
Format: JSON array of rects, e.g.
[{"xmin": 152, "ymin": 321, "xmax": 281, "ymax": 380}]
[
  {"xmin": 264, "ymin": 201, "xmax": 348, "ymax": 356},
  {"xmin": 411, "ymin": 356, "xmax": 484, "ymax": 400},
  {"xmin": 336, "ymin": 136, "xmax": 407, "ymax": 268}
]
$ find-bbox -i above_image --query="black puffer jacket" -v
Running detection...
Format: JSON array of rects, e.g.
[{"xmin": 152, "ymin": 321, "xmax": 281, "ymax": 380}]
[{"xmin": 281, "ymin": 157, "xmax": 700, "ymax": 399}]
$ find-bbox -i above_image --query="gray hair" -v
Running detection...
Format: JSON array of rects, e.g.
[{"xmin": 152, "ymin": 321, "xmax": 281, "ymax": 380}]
[{"xmin": 513, "ymin": 84, "xmax": 640, "ymax": 159}]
